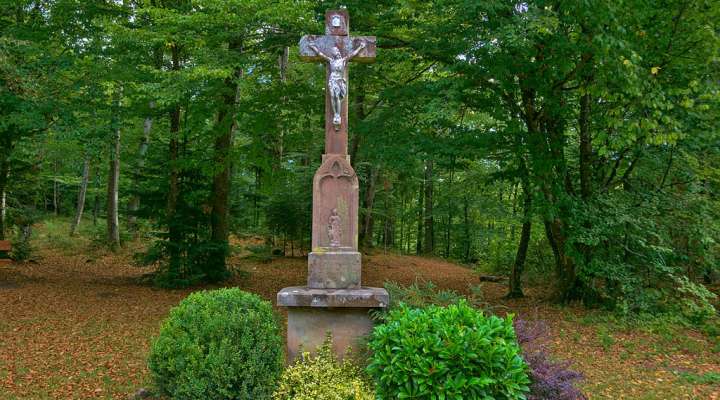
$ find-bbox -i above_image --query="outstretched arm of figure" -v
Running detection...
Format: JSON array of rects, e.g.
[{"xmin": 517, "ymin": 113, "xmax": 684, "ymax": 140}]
[
  {"xmin": 309, "ymin": 44, "xmax": 332, "ymax": 62},
  {"xmin": 347, "ymin": 41, "xmax": 367, "ymax": 60}
]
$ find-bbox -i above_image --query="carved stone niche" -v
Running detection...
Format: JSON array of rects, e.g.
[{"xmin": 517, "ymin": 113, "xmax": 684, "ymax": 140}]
[
  {"xmin": 308, "ymin": 154, "xmax": 360, "ymax": 290},
  {"xmin": 311, "ymin": 154, "xmax": 358, "ymax": 251},
  {"xmin": 325, "ymin": 9, "xmax": 349, "ymax": 36}
]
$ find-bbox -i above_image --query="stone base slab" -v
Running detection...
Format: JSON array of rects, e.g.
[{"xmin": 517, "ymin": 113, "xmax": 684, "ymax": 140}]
[
  {"xmin": 308, "ymin": 251, "xmax": 361, "ymax": 289},
  {"xmin": 277, "ymin": 286, "xmax": 388, "ymax": 308}
]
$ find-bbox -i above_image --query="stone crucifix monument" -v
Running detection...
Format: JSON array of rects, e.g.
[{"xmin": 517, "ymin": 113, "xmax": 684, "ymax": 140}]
[{"xmin": 277, "ymin": 9, "xmax": 389, "ymax": 361}]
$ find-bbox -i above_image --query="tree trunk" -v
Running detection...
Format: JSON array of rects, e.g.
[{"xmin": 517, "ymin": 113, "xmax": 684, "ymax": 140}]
[
  {"xmin": 463, "ymin": 194, "xmax": 471, "ymax": 262},
  {"xmin": 209, "ymin": 37, "xmax": 242, "ymax": 280},
  {"xmin": 167, "ymin": 44, "xmax": 182, "ymax": 272},
  {"xmin": 382, "ymin": 183, "xmax": 393, "ymax": 251},
  {"xmin": 107, "ymin": 124, "xmax": 121, "ymax": 251},
  {"xmin": 360, "ymin": 166, "xmax": 379, "ymax": 249},
  {"xmin": 399, "ymin": 191, "xmax": 405, "ymax": 253},
  {"xmin": 0, "ymin": 138, "xmax": 10, "ymax": 241},
  {"xmin": 167, "ymin": 108, "xmax": 181, "ymax": 267},
  {"xmin": 507, "ymin": 183, "xmax": 532, "ymax": 298},
  {"xmin": 445, "ymin": 159, "xmax": 455, "ymax": 258},
  {"xmin": 416, "ymin": 179, "xmax": 424, "ymax": 255},
  {"xmin": 253, "ymin": 167, "xmax": 261, "ymax": 227},
  {"xmin": 70, "ymin": 156, "xmax": 91, "ymax": 236},
  {"xmin": 577, "ymin": 87, "xmax": 595, "ymax": 277},
  {"xmin": 444, "ymin": 215, "xmax": 451, "ymax": 258},
  {"xmin": 276, "ymin": 46, "xmax": 289, "ymax": 168},
  {"xmin": 349, "ymin": 90, "xmax": 365, "ymax": 163},
  {"xmin": 510, "ymin": 184, "xmax": 518, "ymax": 240},
  {"xmin": 543, "ymin": 218, "xmax": 579, "ymax": 302},
  {"xmin": 520, "ymin": 82, "xmax": 580, "ymax": 302},
  {"xmin": 0, "ymin": 191, "xmax": 5, "ymax": 240},
  {"xmin": 423, "ymin": 159, "xmax": 434, "ymax": 255},
  {"xmin": 53, "ymin": 162, "xmax": 59, "ymax": 216},
  {"xmin": 208, "ymin": 94, "xmax": 237, "ymax": 280},
  {"xmin": 92, "ymin": 164, "xmax": 100, "ymax": 227},
  {"xmin": 579, "ymin": 91, "xmax": 592, "ymax": 200},
  {"xmin": 128, "ymin": 103, "xmax": 154, "ymax": 233}
]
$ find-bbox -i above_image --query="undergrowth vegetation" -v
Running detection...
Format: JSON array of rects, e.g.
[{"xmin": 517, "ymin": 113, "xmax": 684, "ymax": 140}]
[{"xmin": 273, "ymin": 336, "xmax": 374, "ymax": 400}]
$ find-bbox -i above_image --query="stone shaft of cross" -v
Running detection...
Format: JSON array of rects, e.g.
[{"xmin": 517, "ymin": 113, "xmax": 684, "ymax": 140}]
[{"xmin": 299, "ymin": 10, "xmax": 376, "ymax": 156}]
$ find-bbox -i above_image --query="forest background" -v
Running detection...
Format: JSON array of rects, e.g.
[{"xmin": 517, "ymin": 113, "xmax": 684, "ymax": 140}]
[{"xmin": 1, "ymin": 0, "xmax": 719, "ymax": 319}]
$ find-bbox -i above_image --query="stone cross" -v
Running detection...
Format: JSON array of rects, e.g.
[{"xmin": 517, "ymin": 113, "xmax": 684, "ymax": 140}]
[
  {"xmin": 299, "ymin": 9, "xmax": 376, "ymax": 155},
  {"xmin": 277, "ymin": 10, "xmax": 387, "ymax": 362}
]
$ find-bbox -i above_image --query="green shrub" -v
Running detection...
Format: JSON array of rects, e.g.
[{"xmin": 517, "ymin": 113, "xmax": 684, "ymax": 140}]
[
  {"xmin": 10, "ymin": 234, "xmax": 32, "ymax": 262},
  {"xmin": 371, "ymin": 280, "xmax": 486, "ymax": 323},
  {"xmin": 273, "ymin": 335, "xmax": 374, "ymax": 400},
  {"xmin": 367, "ymin": 300, "xmax": 530, "ymax": 400},
  {"xmin": 384, "ymin": 280, "xmax": 468, "ymax": 309},
  {"xmin": 671, "ymin": 276, "xmax": 717, "ymax": 325},
  {"xmin": 148, "ymin": 288, "xmax": 284, "ymax": 400}
]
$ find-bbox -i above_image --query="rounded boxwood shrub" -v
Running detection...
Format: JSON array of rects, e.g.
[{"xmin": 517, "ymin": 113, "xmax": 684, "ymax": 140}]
[
  {"xmin": 148, "ymin": 288, "xmax": 284, "ymax": 400},
  {"xmin": 367, "ymin": 300, "xmax": 530, "ymax": 400}
]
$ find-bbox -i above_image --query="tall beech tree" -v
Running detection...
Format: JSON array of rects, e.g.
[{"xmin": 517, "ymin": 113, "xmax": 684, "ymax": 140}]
[
  {"xmin": 400, "ymin": 0, "xmax": 719, "ymax": 305},
  {"xmin": 109, "ymin": 0, "xmax": 315, "ymax": 286}
]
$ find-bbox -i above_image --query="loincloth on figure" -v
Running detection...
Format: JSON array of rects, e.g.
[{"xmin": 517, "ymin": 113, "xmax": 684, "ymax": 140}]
[{"xmin": 329, "ymin": 77, "xmax": 347, "ymax": 100}]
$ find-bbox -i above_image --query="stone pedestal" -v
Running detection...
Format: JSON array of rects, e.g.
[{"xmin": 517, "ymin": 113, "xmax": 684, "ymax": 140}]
[
  {"xmin": 277, "ymin": 287, "xmax": 389, "ymax": 361},
  {"xmin": 280, "ymin": 249, "xmax": 388, "ymax": 361}
]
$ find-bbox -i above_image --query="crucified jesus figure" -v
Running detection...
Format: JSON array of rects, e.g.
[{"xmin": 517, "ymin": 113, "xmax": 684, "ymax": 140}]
[{"xmin": 309, "ymin": 41, "xmax": 366, "ymax": 130}]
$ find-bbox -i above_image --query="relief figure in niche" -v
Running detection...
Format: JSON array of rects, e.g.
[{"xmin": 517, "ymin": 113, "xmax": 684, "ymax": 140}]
[{"xmin": 327, "ymin": 208, "xmax": 342, "ymax": 247}]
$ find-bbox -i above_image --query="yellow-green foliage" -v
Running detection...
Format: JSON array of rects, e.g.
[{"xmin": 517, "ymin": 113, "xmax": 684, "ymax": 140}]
[{"xmin": 273, "ymin": 337, "xmax": 374, "ymax": 400}]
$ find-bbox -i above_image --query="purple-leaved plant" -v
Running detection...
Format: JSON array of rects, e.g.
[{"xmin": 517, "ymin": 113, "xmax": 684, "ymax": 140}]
[{"xmin": 514, "ymin": 318, "xmax": 587, "ymax": 400}]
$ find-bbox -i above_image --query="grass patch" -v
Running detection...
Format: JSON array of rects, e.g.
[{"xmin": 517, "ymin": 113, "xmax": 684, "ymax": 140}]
[
  {"xmin": 33, "ymin": 217, "xmax": 102, "ymax": 255},
  {"xmin": 676, "ymin": 371, "xmax": 720, "ymax": 385},
  {"xmin": 596, "ymin": 326, "xmax": 615, "ymax": 351}
]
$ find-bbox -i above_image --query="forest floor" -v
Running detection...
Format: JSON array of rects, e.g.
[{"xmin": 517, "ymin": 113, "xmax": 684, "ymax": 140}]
[{"xmin": 0, "ymin": 220, "xmax": 719, "ymax": 399}]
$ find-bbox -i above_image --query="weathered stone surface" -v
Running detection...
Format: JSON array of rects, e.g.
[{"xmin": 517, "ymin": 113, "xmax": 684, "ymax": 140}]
[
  {"xmin": 298, "ymin": 10, "xmax": 376, "ymax": 154},
  {"xmin": 277, "ymin": 286, "xmax": 389, "ymax": 308},
  {"xmin": 308, "ymin": 251, "xmax": 361, "ymax": 289},
  {"xmin": 298, "ymin": 10, "xmax": 376, "ymax": 64},
  {"xmin": 326, "ymin": 9, "xmax": 349, "ymax": 36},
  {"xmin": 299, "ymin": 36, "xmax": 376, "ymax": 63},
  {"xmin": 285, "ymin": 307, "xmax": 375, "ymax": 362},
  {"xmin": 312, "ymin": 155, "xmax": 359, "ymax": 250}
]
